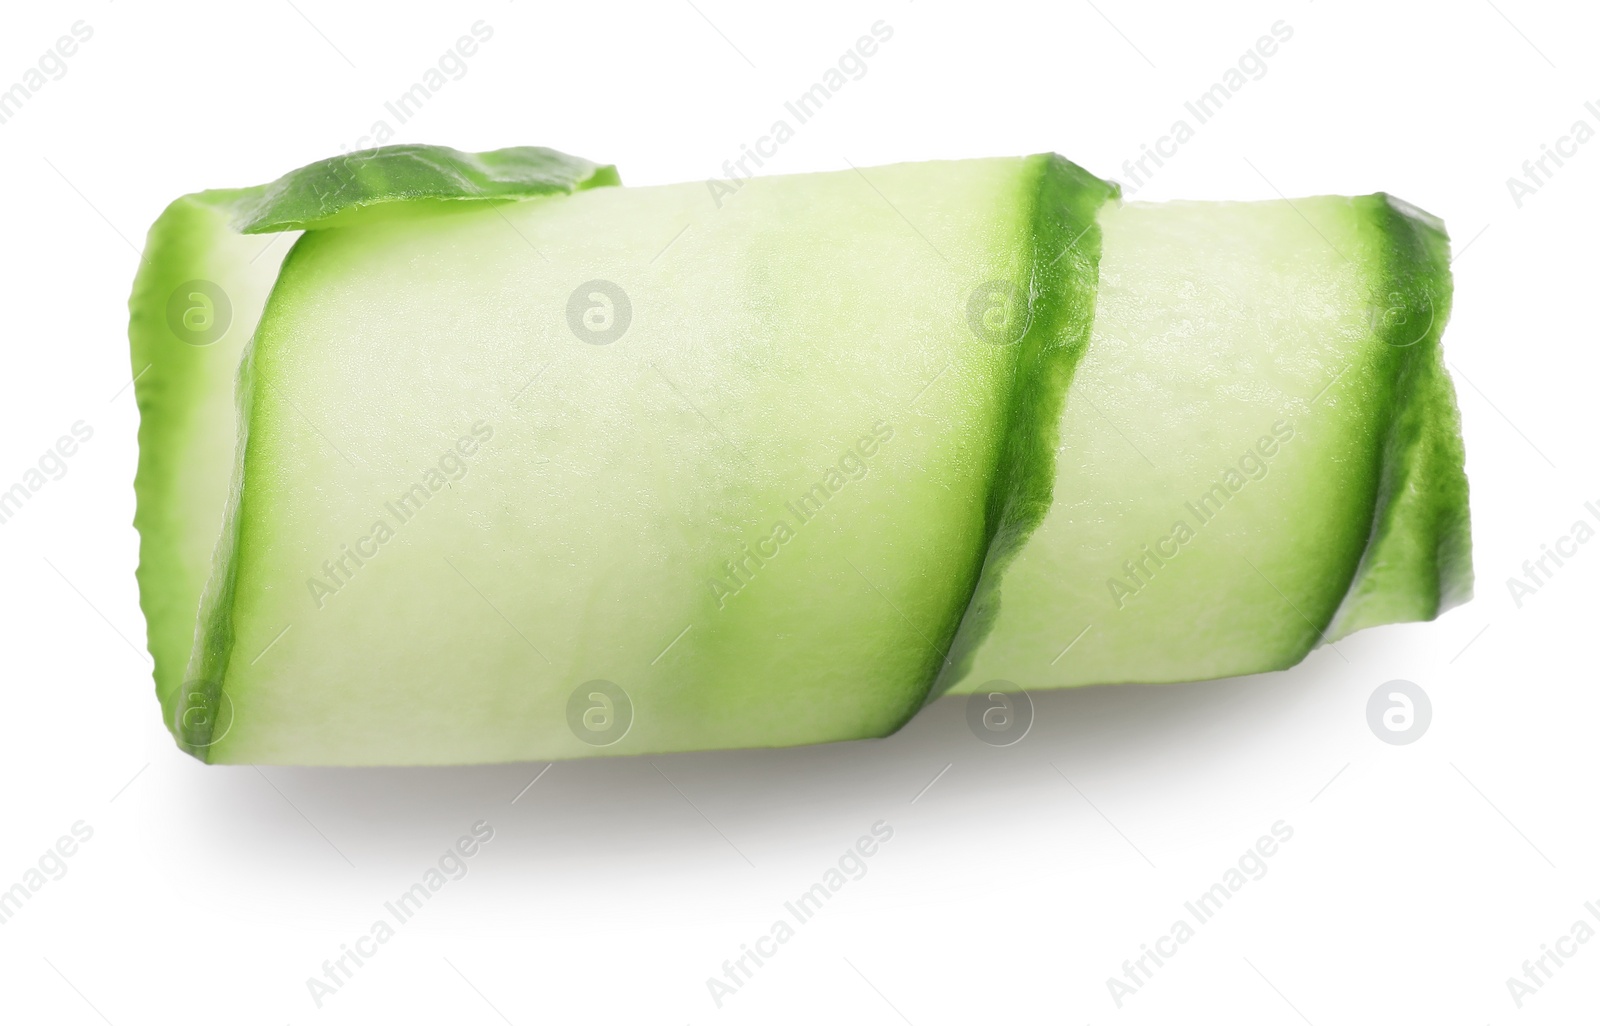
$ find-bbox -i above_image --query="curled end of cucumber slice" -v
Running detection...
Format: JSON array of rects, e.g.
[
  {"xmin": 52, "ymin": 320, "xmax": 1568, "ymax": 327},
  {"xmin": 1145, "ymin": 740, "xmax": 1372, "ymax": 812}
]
[
  {"xmin": 232, "ymin": 144, "xmax": 621, "ymax": 234},
  {"xmin": 1326, "ymin": 194, "xmax": 1472, "ymax": 640},
  {"xmin": 129, "ymin": 144, "xmax": 621, "ymax": 755},
  {"xmin": 942, "ymin": 191, "xmax": 1473, "ymax": 697}
]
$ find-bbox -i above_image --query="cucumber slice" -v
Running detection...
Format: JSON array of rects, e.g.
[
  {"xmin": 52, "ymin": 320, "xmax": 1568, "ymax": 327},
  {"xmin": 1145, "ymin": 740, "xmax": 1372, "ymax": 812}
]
[
  {"xmin": 942, "ymin": 194, "xmax": 1470, "ymax": 695},
  {"xmin": 131, "ymin": 146, "xmax": 620, "ymax": 735},
  {"xmin": 134, "ymin": 145, "xmax": 1470, "ymax": 763},
  {"xmin": 172, "ymin": 153, "xmax": 1112, "ymax": 763}
]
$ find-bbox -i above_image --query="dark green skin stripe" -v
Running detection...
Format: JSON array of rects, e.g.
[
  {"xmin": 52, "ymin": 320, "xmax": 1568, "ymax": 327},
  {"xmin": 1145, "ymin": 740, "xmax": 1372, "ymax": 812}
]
[
  {"xmin": 930, "ymin": 157, "xmax": 1117, "ymax": 701},
  {"xmin": 1194, "ymin": 194, "xmax": 1467, "ymax": 664},
  {"xmin": 1326, "ymin": 195, "xmax": 1471, "ymax": 639},
  {"xmin": 1240, "ymin": 193, "xmax": 1468, "ymax": 662}
]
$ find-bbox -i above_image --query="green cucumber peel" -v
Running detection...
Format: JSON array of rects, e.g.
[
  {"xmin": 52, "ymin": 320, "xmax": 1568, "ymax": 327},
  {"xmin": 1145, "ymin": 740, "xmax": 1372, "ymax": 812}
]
[
  {"xmin": 1325, "ymin": 194, "xmax": 1471, "ymax": 639},
  {"xmin": 232, "ymin": 144, "xmax": 621, "ymax": 234}
]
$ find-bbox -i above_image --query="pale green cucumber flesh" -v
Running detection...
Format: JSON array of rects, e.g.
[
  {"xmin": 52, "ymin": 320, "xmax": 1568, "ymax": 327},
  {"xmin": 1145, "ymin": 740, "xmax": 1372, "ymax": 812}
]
[
  {"xmin": 184, "ymin": 156, "xmax": 1111, "ymax": 763},
  {"xmin": 943, "ymin": 195, "xmax": 1469, "ymax": 695}
]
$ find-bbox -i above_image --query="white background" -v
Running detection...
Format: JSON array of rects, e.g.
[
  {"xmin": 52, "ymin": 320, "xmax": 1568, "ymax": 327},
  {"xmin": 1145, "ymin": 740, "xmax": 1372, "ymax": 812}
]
[{"xmin": 0, "ymin": 0, "xmax": 1595, "ymax": 1022}]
